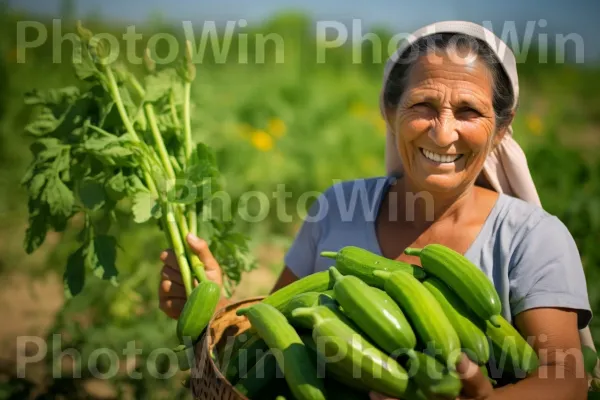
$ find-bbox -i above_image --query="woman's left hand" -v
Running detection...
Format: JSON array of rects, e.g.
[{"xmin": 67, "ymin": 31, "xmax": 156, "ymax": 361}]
[
  {"xmin": 369, "ymin": 353, "xmax": 494, "ymax": 400},
  {"xmin": 453, "ymin": 353, "xmax": 494, "ymax": 399}
]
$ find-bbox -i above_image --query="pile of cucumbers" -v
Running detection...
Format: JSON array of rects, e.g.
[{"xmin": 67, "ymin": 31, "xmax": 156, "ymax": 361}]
[{"xmin": 219, "ymin": 244, "xmax": 543, "ymax": 399}]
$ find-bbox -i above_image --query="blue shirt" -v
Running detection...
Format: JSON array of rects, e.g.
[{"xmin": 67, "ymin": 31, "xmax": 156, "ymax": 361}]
[{"xmin": 284, "ymin": 175, "xmax": 592, "ymax": 329}]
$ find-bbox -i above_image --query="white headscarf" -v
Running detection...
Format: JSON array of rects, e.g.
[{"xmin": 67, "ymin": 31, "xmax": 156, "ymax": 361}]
[{"xmin": 379, "ymin": 20, "xmax": 597, "ymax": 380}]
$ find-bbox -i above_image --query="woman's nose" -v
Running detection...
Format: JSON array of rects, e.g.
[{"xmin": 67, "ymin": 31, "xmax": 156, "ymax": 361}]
[{"xmin": 429, "ymin": 111, "xmax": 459, "ymax": 147}]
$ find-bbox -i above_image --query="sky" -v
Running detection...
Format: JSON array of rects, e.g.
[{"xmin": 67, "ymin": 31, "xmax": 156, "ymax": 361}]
[{"xmin": 11, "ymin": 0, "xmax": 600, "ymax": 62}]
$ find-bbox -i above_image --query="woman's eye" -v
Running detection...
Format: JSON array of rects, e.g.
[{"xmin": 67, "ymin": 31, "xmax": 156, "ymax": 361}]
[
  {"xmin": 457, "ymin": 107, "xmax": 481, "ymax": 117},
  {"xmin": 412, "ymin": 102, "xmax": 430, "ymax": 110}
]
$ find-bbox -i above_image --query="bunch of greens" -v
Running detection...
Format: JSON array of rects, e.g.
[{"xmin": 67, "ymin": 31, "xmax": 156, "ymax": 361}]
[{"xmin": 20, "ymin": 22, "xmax": 255, "ymax": 300}]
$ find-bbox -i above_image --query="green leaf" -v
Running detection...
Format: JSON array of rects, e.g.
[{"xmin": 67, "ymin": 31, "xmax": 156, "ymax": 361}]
[
  {"xmin": 43, "ymin": 176, "xmax": 74, "ymax": 218},
  {"xmin": 79, "ymin": 179, "xmax": 106, "ymax": 211},
  {"xmin": 126, "ymin": 174, "xmax": 148, "ymax": 195},
  {"xmin": 24, "ymin": 87, "xmax": 80, "ymax": 106},
  {"xmin": 155, "ymin": 113, "xmax": 178, "ymax": 133},
  {"xmin": 55, "ymin": 149, "xmax": 71, "ymax": 174},
  {"xmin": 28, "ymin": 173, "xmax": 47, "ymax": 199},
  {"xmin": 21, "ymin": 163, "xmax": 36, "ymax": 186},
  {"xmin": 132, "ymin": 192, "xmax": 161, "ymax": 223},
  {"xmin": 72, "ymin": 39, "xmax": 99, "ymax": 81},
  {"xmin": 144, "ymin": 69, "xmax": 181, "ymax": 102},
  {"xmin": 84, "ymin": 235, "xmax": 118, "ymax": 284},
  {"xmin": 24, "ymin": 201, "xmax": 49, "ymax": 254},
  {"xmin": 134, "ymin": 107, "xmax": 148, "ymax": 131},
  {"xmin": 168, "ymin": 143, "xmax": 221, "ymax": 204},
  {"xmin": 82, "ymin": 133, "xmax": 122, "ymax": 151},
  {"xmin": 64, "ymin": 245, "xmax": 86, "ymax": 298},
  {"xmin": 105, "ymin": 172, "xmax": 127, "ymax": 201},
  {"xmin": 25, "ymin": 107, "xmax": 59, "ymax": 136},
  {"xmin": 30, "ymin": 138, "xmax": 63, "ymax": 156},
  {"xmin": 118, "ymin": 86, "xmax": 137, "ymax": 118},
  {"xmin": 99, "ymin": 146, "xmax": 135, "ymax": 159},
  {"xmin": 83, "ymin": 133, "xmax": 137, "ymax": 167}
]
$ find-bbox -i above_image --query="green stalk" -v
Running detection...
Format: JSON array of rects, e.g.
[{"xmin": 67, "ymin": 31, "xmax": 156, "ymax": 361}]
[
  {"xmin": 183, "ymin": 82, "xmax": 193, "ymax": 160},
  {"xmin": 163, "ymin": 210, "xmax": 193, "ymax": 297},
  {"xmin": 183, "ymin": 82, "xmax": 198, "ymax": 237},
  {"xmin": 145, "ymin": 90, "xmax": 207, "ymax": 283},
  {"xmin": 145, "ymin": 104, "xmax": 176, "ymax": 179},
  {"xmin": 104, "ymin": 67, "xmax": 158, "ymax": 195},
  {"xmin": 174, "ymin": 207, "xmax": 207, "ymax": 282},
  {"xmin": 124, "ymin": 68, "xmax": 207, "ymax": 284},
  {"xmin": 170, "ymin": 90, "xmax": 183, "ymax": 135},
  {"xmin": 104, "ymin": 66, "xmax": 195, "ymax": 293}
]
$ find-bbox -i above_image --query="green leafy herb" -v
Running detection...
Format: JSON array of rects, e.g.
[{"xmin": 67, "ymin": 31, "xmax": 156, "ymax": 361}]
[{"xmin": 21, "ymin": 23, "xmax": 255, "ymax": 303}]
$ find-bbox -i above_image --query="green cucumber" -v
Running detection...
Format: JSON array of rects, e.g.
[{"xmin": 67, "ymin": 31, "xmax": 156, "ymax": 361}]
[
  {"xmin": 486, "ymin": 316, "xmax": 539, "ymax": 377},
  {"xmin": 237, "ymin": 303, "xmax": 326, "ymax": 400},
  {"xmin": 405, "ymin": 244, "xmax": 502, "ymax": 327},
  {"xmin": 176, "ymin": 280, "xmax": 221, "ymax": 344},
  {"xmin": 374, "ymin": 270, "xmax": 461, "ymax": 367},
  {"xmin": 321, "ymin": 246, "xmax": 426, "ymax": 287},
  {"xmin": 282, "ymin": 291, "xmax": 335, "ymax": 329},
  {"xmin": 300, "ymin": 333, "xmax": 371, "ymax": 393},
  {"xmin": 329, "ymin": 266, "xmax": 417, "ymax": 357},
  {"xmin": 263, "ymin": 270, "xmax": 333, "ymax": 310},
  {"xmin": 405, "ymin": 351, "xmax": 461, "ymax": 398},
  {"xmin": 291, "ymin": 304, "xmax": 410, "ymax": 398},
  {"xmin": 422, "ymin": 276, "xmax": 490, "ymax": 365}
]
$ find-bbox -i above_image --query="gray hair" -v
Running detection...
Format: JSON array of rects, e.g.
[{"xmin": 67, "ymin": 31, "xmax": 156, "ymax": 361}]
[{"xmin": 382, "ymin": 33, "xmax": 516, "ymax": 130}]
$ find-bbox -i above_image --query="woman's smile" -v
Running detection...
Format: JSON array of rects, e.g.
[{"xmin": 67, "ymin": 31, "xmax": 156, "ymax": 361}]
[
  {"xmin": 417, "ymin": 147, "xmax": 468, "ymax": 172},
  {"xmin": 420, "ymin": 147, "xmax": 464, "ymax": 163}
]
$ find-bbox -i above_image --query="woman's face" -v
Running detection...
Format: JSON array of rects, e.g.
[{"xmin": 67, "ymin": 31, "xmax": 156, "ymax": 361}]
[{"xmin": 388, "ymin": 51, "xmax": 504, "ymax": 195}]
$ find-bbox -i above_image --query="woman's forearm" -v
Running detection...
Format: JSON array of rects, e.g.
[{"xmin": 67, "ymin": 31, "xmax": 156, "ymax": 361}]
[{"xmin": 490, "ymin": 365, "xmax": 588, "ymax": 400}]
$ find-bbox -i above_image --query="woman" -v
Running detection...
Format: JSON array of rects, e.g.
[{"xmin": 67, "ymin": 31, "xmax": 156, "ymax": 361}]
[{"xmin": 159, "ymin": 21, "xmax": 593, "ymax": 399}]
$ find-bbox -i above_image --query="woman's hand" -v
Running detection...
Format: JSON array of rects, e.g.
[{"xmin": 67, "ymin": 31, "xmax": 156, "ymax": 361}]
[
  {"xmin": 453, "ymin": 354, "xmax": 494, "ymax": 399},
  {"xmin": 158, "ymin": 233, "xmax": 223, "ymax": 319},
  {"xmin": 369, "ymin": 353, "xmax": 494, "ymax": 400}
]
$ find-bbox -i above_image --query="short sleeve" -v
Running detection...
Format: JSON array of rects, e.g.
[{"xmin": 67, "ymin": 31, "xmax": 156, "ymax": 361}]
[
  {"xmin": 283, "ymin": 190, "xmax": 331, "ymax": 278},
  {"xmin": 508, "ymin": 215, "xmax": 592, "ymax": 329}
]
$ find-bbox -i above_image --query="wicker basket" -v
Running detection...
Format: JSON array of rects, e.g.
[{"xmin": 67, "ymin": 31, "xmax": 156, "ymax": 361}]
[{"xmin": 190, "ymin": 296, "xmax": 266, "ymax": 400}]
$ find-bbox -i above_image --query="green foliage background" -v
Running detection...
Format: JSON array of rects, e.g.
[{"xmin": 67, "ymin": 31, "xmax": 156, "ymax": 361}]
[{"xmin": 0, "ymin": 8, "xmax": 599, "ymax": 399}]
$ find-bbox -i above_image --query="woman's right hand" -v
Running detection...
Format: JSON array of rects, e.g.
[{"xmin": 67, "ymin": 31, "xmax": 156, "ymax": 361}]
[{"xmin": 158, "ymin": 233, "xmax": 224, "ymax": 320}]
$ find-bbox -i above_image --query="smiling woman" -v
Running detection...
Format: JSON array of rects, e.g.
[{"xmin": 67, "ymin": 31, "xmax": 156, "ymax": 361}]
[
  {"xmin": 158, "ymin": 21, "xmax": 594, "ymax": 400},
  {"xmin": 382, "ymin": 32, "xmax": 515, "ymax": 197}
]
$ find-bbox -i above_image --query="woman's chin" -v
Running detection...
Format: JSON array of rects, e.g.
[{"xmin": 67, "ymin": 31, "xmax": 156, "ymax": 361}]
[{"xmin": 413, "ymin": 173, "xmax": 468, "ymax": 194}]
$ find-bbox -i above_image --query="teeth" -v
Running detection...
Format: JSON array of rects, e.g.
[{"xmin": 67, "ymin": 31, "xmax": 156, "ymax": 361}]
[{"xmin": 422, "ymin": 149, "xmax": 461, "ymax": 163}]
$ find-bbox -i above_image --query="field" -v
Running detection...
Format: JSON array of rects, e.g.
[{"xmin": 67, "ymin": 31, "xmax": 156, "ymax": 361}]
[{"xmin": 1, "ymin": 10, "xmax": 600, "ymax": 399}]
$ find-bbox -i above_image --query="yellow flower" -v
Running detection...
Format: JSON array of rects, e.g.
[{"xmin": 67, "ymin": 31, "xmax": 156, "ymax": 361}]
[
  {"xmin": 250, "ymin": 130, "xmax": 274, "ymax": 151},
  {"xmin": 526, "ymin": 114, "xmax": 543, "ymax": 136},
  {"xmin": 267, "ymin": 118, "xmax": 287, "ymax": 138}
]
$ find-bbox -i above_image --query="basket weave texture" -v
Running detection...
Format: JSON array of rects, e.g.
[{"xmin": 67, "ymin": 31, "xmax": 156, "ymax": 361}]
[{"xmin": 190, "ymin": 296, "xmax": 265, "ymax": 400}]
